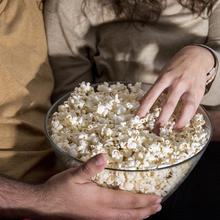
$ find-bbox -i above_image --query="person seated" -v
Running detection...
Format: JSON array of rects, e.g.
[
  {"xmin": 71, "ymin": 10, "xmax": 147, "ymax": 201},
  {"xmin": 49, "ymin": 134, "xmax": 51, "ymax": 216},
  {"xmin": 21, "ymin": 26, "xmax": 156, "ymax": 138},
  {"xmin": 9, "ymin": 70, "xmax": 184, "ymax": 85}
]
[{"xmin": 0, "ymin": 1, "xmax": 161, "ymax": 219}]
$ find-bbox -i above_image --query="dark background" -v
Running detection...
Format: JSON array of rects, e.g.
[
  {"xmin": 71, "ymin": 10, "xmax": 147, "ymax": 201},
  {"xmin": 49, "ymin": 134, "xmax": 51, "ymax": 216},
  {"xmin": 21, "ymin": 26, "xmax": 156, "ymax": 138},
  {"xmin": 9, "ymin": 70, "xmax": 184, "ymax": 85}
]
[{"xmin": 150, "ymin": 141, "xmax": 220, "ymax": 220}]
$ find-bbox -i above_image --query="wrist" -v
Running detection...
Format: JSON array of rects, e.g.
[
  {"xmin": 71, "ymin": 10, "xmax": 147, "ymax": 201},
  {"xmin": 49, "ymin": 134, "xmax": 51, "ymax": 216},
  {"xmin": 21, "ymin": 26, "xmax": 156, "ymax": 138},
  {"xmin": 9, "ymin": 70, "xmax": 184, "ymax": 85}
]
[
  {"xmin": 187, "ymin": 44, "xmax": 217, "ymax": 84},
  {"xmin": 185, "ymin": 45, "xmax": 215, "ymax": 73},
  {"xmin": 0, "ymin": 177, "xmax": 47, "ymax": 218}
]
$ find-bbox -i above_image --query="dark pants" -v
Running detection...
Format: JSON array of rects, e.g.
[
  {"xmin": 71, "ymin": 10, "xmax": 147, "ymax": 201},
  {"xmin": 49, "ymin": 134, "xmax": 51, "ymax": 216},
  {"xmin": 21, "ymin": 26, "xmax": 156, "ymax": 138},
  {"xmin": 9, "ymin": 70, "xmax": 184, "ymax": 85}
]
[{"xmin": 149, "ymin": 141, "xmax": 220, "ymax": 220}]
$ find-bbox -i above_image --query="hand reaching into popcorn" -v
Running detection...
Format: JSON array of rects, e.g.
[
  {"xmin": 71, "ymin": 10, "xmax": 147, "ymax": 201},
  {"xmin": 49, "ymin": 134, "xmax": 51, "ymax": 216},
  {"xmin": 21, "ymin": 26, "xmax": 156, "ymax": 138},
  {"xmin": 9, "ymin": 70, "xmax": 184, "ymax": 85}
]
[{"xmin": 137, "ymin": 45, "xmax": 215, "ymax": 129}]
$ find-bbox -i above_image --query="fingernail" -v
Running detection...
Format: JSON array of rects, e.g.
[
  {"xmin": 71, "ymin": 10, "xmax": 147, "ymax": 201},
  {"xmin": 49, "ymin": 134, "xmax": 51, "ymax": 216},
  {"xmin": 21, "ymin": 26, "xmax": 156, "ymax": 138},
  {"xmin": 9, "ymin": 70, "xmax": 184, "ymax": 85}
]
[
  {"xmin": 155, "ymin": 205, "xmax": 162, "ymax": 212},
  {"xmin": 136, "ymin": 111, "xmax": 141, "ymax": 117},
  {"xmin": 95, "ymin": 154, "xmax": 106, "ymax": 166},
  {"xmin": 157, "ymin": 120, "xmax": 165, "ymax": 127},
  {"xmin": 174, "ymin": 124, "xmax": 182, "ymax": 131}
]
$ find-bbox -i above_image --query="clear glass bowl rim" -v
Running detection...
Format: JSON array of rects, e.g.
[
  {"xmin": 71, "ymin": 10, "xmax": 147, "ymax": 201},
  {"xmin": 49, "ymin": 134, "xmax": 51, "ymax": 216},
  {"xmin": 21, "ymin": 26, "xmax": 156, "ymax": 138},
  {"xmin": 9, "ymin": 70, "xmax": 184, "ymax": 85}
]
[{"xmin": 44, "ymin": 82, "xmax": 213, "ymax": 172}]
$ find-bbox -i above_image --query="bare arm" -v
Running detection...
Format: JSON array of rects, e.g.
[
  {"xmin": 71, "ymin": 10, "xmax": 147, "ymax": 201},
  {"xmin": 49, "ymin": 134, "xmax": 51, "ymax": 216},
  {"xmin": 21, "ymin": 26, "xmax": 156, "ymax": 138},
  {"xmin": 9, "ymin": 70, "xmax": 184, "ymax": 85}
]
[
  {"xmin": 0, "ymin": 176, "xmax": 45, "ymax": 219},
  {"xmin": 138, "ymin": 2, "xmax": 220, "ymax": 129}
]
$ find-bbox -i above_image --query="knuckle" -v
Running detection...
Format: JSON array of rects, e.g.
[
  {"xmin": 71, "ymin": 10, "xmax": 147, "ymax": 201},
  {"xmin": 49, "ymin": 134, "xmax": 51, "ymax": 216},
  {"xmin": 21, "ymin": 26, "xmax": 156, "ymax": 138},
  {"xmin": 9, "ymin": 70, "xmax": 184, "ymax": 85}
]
[
  {"xmin": 181, "ymin": 69, "xmax": 190, "ymax": 77},
  {"xmin": 165, "ymin": 100, "xmax": 176, "ymax": 108},
  {"xmin": 172, "ymin": 77, "xmax": 188, "ymax": 90},
  {"xmin": 170, "ymin": 83, "xmax": 176, "ymax": 91},
  {"xmin": 175, "ymin": 80, "xmax": 187, "ymax": 90},
  {"xmin": 160, "ymin": 74, "xmax": 171, "ymax": 84},
  {"xmin": 80, "ymin": 164, "xmax": 92, "ymax": 177},
  {"xmin": 129, "ymin": 197, "xmax": 139, "ymax": 207},
  {"xmin": 186, "ymin": 99, "xmax": 196, "ymax": 109},
  {"xmin": 116, "ymin": 211, "xmax": 135, "ymax": 220}
]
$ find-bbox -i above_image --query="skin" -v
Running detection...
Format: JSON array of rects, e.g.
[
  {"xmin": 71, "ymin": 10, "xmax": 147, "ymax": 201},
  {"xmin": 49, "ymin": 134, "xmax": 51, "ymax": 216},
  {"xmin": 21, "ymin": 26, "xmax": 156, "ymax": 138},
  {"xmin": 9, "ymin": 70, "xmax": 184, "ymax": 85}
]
[
  {"xmin": 0, "ymin": 154, "xmax": 162, "ymax": 219},
  {"xmin": 137, "ymin": 45, "xmax": 215, "ymax": 129}
]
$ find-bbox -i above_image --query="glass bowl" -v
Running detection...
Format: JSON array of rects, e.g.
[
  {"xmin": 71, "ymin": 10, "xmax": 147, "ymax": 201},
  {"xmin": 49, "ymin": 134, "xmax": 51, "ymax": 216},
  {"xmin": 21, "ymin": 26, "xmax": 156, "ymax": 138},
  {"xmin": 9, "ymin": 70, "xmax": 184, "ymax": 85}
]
[{"xmin": 45, "ymin": 82, "xmax": 212, "ymax": 201}]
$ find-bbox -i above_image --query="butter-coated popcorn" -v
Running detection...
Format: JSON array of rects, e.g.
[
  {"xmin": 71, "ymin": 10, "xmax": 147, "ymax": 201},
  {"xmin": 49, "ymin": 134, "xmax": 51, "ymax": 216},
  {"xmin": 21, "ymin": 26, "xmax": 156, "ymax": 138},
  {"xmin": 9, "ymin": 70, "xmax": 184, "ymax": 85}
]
[{"xmin": 50, "ymin": 82, "xmax": 209, "ymax": 197}]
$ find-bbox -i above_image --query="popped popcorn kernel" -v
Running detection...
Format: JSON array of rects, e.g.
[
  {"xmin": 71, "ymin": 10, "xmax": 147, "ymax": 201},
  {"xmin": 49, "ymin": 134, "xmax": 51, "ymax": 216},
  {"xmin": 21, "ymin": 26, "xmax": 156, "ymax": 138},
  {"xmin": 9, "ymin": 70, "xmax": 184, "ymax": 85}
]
[{"xmin": 50, "ymin": 82, "xmax": 210, "ymax": 197}]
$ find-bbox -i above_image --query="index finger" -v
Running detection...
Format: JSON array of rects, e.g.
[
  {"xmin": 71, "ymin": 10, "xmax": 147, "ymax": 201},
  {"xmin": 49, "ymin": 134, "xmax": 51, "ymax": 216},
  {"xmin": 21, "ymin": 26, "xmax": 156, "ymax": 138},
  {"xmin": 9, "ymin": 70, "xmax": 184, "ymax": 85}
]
[{"xmin": 136, "ymin": 76, "xmax": 171, "ymax": 117}]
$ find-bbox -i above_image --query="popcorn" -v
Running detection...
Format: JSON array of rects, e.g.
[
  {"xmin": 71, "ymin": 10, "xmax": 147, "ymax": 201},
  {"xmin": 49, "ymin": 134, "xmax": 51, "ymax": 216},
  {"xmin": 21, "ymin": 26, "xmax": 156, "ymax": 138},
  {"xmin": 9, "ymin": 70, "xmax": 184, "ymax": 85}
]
[
  {"xmin": 97, "ymin": 104, "xmax": 109, "ymax": 116},
  {"xmin": 111, "ymin": 149, "xmax": 123, "ymax": 162},
  {"xmin": 50, "ymin": 82, "xmax": 210, "ymax": 197}
]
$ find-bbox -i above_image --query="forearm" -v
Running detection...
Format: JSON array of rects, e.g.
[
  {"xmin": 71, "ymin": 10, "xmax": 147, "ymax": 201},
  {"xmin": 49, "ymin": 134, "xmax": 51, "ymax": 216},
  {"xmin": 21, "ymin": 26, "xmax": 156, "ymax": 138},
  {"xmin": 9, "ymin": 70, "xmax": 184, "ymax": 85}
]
[
  {"xmin": 0, "ymin": 176, "xmax": 45, "ymax": 218},
  {"xmin": 208, "ymin": 110, "xmax": 220, "ymax": 141}
]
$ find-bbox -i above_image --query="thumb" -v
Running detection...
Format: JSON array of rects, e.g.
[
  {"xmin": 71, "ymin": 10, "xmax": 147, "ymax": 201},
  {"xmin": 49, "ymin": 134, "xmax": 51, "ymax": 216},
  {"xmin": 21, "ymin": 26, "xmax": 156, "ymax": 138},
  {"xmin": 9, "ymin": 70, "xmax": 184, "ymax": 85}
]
[{"xmin": 74, "ymin": 154, "xmax": 107, "ymax": 183}]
